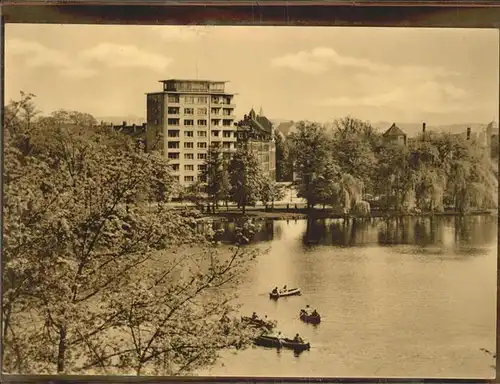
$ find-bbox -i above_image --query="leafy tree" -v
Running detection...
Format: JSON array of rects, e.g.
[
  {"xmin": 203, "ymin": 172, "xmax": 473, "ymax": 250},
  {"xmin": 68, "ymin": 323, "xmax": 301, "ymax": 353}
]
[
  {"xmin": 408, "ymin": 140, "xmax": 445, "ymax": 212},
  {"xmin": 228, "ymin": 147, "xmax": 264, "ymax": 214},
  {"xmin": 259, "ymin": 178, "xmax": 286, "ymax": 209},
  {"xmin": 274, "ymin": 131, "xmax": 293, "ymax": 182},
  {"xmin": 333, "ymin": 116, "xmax": 379, "ymax": 145},
  {"xmin": 180, "ymin": 180, "xmax": 205, "ymax": 207},
  {"xmin": 201, "ymin": 145, "xmax": 230, "ymax": 210},
  {"xmin": 331, "ymin": 117, "xmax": 378, "ymax": 194},
  {"xmin": 291, "ymin": 122, "xmax": 332, "ymax": 209},
  {"xmin": 420, "ymin": 132, "xmax": 497, "ymax": 213},
  {"xmin": 220, "ymin": 161, "xmax": 232, "ymax": 211},
  {"xmin": 3, "ymin": 93, "xmax": 262, "ymax": 375},
  {"xmin": 374, "ymin": 142, "xmax": 416, "ymax": 213}
]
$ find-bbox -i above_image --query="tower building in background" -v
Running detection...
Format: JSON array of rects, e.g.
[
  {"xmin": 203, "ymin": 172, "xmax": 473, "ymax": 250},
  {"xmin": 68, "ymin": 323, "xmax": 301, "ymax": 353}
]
[{"xmin": 146, "ymin": 79, "xmax": 237, "ymax": 186}]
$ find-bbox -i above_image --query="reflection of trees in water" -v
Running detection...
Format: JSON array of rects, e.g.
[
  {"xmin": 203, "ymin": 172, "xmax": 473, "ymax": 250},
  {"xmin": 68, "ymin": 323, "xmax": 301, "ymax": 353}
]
[
  {"xmin": 196, "ymin": 219, "xmax": 275, "ymax": 244},
  {"xmin": 454, "ymin": 215, "xmax": 498, "ymax": 246},
  {"xmin": 377, "ymin": 217, "xmax": 446, "ymax": 246},
  {"xmin": 301, "ymin": 217, "xmax": 374, "ymax": 247},
  {"xmin": 377, "ymin": 215, "xmax": 497, "ymax": 248},
  {"xmin": 202, "ymin": 214, "xmax": 497, "ymax": 248},
  {"xmin": 302, "ymin": 218, "xmax": 328, "ymax": 246}
]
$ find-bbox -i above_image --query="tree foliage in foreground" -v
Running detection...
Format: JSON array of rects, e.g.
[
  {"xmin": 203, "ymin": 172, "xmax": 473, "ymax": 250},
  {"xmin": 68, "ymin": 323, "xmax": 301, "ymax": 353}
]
[{"xmin": 3, "ymin": 93, "xmax": 263, "ymax": 375}]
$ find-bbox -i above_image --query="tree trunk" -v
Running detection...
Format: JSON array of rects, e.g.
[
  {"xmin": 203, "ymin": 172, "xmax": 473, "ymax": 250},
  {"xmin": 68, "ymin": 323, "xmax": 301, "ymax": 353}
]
[
  {"xmin": 225, "ymin": 200, "xmax": 229, "ymax": 211},
  {"xmin": 57, "ymin": 326, "xmax": 67, "ymax": 373},
  {"xmin": 242, "ymin": 204, "xmax": 246, "ymax": 215},
  {"xmin": 2, "ymin": 305, "xmax": 11, "ymax": 357}
]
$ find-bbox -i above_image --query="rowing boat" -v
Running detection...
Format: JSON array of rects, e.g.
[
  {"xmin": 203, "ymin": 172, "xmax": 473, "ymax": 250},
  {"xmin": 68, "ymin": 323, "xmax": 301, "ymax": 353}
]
[
  {"xmin": 254, "ymin": 335, "xmax": 310, "ymax": 351},
  {"xmin": 269, "ymin": 287, "xmax": 301, "ymax": 299},
  {"xmin": 299, "ymin": 310, "xmax": 321, "ymax": 324},
  {"xmin": 241, "ymin": 316, "xmax": 277, "ymax": 330}
]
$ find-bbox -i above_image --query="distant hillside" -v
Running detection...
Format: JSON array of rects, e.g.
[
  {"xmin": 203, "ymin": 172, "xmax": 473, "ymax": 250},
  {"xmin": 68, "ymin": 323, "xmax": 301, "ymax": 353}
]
[
  {"xmin": 270, "ymin": 118, "xmax": 498, "ymax": 138},
  {"xmin": 372, "ymin": 121, "xmax": 498, "ymax": 137}
]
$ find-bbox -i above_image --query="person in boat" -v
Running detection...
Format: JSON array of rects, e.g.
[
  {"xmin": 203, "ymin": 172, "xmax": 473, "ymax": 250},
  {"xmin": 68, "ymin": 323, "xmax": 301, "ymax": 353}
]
[
  {"xmin": 272, "ymin": 287, "xmax": 279, "ymax": 295},
  {"xmin": 276, "ymin": 331, "xmax": 285, "ymax": 342},
  {"xmin": 251, "ymin": 312, "xmax": 259, "ymax": 321},
  {"xmin": 311, "ymin": 309, "xmax": 319, "ymax": 317},
  {"xmin": 282, "ymin": 285, "xmax": 287, "ymax": 291},
  {"xmin": 293, "ymin": 333, "xmax": 304, "ymax": 343},
  {"xmin": 304, "ymin": 304, "xmax": 312, "ymax": 315}
]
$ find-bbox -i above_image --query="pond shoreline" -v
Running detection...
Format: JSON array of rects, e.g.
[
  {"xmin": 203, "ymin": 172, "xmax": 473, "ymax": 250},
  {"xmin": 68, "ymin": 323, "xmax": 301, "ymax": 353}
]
[{"xmin": 197, "ymin": 208, "xmax": 498, "ymax": 222}]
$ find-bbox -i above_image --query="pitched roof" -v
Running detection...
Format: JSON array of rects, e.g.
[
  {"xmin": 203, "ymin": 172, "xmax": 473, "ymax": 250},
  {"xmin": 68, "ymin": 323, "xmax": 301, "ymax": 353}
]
[
  {"xmin": 275, "ymin": 121, "xmax": 296, "ymax": 136},
  {"xmin": 238, "ymin": 108, "xmax": 273, "ymax": 136},
  {"xmin": 383, "ymin": 123, "xmax": 406, "ymax": 137},
  {"xmin": 255, "ymin": 115, "xmax": 273, "ymax": 134}
]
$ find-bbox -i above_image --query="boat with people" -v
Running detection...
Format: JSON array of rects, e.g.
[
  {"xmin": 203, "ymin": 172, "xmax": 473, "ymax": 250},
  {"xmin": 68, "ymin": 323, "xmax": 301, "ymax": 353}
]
[
  {"xmin": 254, "ymin": 334, "xmax": 310, "ymax": 352},
  {"xmin": 241, "ymin": 313, "xmax": 277, "ymax": 330},
  {"xmin": 299, "ymin": 309, "xmax": 321, "ymax": 324},
  {"xmin": 269, "ymin": 285, "xmax": 301, "ymax": 299}
]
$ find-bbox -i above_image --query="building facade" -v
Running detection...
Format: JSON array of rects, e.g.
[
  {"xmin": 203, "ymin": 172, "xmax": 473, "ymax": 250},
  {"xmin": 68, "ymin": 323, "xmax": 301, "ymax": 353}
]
[
  {"xmin": 236, "ymin": 108, "xmax": 276, "ymax": 181},
  {"xmin": 146, "ymin": 79, "xmax": 237, "ymax": 186}
]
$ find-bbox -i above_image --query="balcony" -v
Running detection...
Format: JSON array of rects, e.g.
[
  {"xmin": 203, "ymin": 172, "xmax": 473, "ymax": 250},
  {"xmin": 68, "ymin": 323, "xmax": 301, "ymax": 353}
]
[
  {"xmin": 210, "ymin": 101, "xmax": 235, "ymax": 108},
  {"xmin": 211, "ymin": 112, "xmax": 236, "ymax": 119}
]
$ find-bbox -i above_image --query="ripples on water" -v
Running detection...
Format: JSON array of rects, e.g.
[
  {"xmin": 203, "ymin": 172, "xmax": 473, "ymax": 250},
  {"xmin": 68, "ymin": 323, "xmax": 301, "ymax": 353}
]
[{"xmin": 197, "ymin": 215, "xmax": 497, "ymax": 378}]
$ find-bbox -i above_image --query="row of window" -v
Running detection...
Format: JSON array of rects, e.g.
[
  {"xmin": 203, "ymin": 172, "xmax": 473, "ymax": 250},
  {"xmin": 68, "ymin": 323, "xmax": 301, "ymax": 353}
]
[
  {"xmin": 167, "ymin": 119, "xmax": 233, "ymax": 127},
  {"xmin": 167, "ymin": 107, "xmax": 233, "ymax": 116},
  {"xmin": 182, "ymin": 176, "xmax": 200, "ymax": 182},
  {"xmin": 167, "ymin": 130, "xmax": 234, "ymax": 138},
  {"xmin": 168, "ymin": 153, "xmax": 208, "ymax": 160},
  {"xmin": 168, "ymin": 96, "xmax": 208, "ymax": 104},
  {"xmin": 170, "ymin": 175, "xmax": 208, "ymax": 183},
  {"xmin": 168, "ymin": 142, "xmax": 233, "ymax": 150},
  {"xmin": 170, "ymin": 164, "xmax": 207, "ymax": 172},
  {"xmin": 167, "ymin": 96, "xmax": 232, "ymax": 105}
]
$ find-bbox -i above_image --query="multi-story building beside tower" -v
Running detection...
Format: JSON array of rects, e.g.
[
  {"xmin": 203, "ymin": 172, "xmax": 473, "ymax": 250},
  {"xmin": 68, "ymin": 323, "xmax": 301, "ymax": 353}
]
[
  {"xmin": 146, "ymin": 79, "xmax": 237, "ymax": 186},
  {"xmin": 236, "ymin": 108, "xmax": 276, "ymax": 181}
]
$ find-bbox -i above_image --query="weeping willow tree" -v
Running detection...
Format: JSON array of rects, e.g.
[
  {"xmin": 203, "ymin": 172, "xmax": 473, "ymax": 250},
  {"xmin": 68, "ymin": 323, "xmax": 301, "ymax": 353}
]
[
  {"xmin": 339, "ymin": 174, "xmax": 364, "ymax": 214},
  {"xmin": 408, "ymin": 132, "xmax": 498, "ymax": 214},
  {"xmin": 413, "ymin": 167, "xmax": 446, "ymax": 213},
  {"xmin": 375, "ymin": 143, "xmax": 417, "ymax": 213},
  {"xmin": 316, "ymin": 171, "xmax": 368, "ymax": 215},
  {"xmin": 441, "ymin": 138, "xmax": 498, "ymax": 214}
]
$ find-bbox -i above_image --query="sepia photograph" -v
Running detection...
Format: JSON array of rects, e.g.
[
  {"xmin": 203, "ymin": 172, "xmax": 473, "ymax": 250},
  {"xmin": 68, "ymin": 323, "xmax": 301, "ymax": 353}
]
[{"xmin": 3, "ymin": 20, "xmax": 499, "ymax": 379}]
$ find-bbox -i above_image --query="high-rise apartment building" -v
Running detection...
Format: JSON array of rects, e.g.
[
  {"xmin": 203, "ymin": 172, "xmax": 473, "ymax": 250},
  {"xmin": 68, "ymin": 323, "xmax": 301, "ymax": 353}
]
[{"xmin": 146, "ymin": 79, "xmax": 237, "ymax": 186}]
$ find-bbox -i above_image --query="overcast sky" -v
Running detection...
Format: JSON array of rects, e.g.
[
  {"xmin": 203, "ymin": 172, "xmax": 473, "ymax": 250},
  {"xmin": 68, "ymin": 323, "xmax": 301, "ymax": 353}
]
[{"xmin": 5, "ymin": 24, "xmax": 499, "ymax": 125}]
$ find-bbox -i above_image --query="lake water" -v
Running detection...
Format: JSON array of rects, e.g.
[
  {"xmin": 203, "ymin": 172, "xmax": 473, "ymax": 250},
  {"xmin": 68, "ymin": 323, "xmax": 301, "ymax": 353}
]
[{"xmin": 198, "ymin": 215, "xmax": 498, "ymax": 379}]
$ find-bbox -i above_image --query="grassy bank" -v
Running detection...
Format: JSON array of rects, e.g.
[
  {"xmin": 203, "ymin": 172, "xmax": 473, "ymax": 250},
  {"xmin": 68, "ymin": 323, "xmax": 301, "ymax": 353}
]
[{"xmin": 197, "ymin": 207, "xmax": 498, "ymax": 222}]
